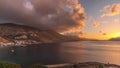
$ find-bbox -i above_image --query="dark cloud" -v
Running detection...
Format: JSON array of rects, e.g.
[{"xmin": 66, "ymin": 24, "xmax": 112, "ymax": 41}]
[{"xmin": 0, "ymin": 0, "xmax": 86, "ymax": 33}]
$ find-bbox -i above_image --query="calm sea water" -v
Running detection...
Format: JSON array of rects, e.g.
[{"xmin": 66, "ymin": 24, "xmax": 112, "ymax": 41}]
[{"xmin": 0, "ymin": 41, "xmax": 120, "ymax": 67}]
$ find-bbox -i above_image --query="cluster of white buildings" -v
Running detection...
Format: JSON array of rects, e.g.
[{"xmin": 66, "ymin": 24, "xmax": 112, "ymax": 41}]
[
  {"xmin": 0, "ymin": 40, "xmax": 41, "ymax": 47},
  {"xmin": 0, "ymin": 35, "xmax": 42, "ymax": 47},
  {"xmin": 0, "ymin": 42, "xmax": 14, "ymax": 47}
]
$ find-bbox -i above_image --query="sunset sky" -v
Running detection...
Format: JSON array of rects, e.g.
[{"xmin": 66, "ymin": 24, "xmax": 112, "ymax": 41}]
[
  {"xmin": 0, "ymin": 0, "xmax": 120, "ymax": 40},
  {"xmin": 78, "ymin": 0, "xmax": 120, "ymax": 40}
]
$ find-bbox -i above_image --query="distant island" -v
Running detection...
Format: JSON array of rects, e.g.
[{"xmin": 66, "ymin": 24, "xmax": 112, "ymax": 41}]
[{"xmin": 109, "ymin": 37, "xmax": 120, "ymax": 41}]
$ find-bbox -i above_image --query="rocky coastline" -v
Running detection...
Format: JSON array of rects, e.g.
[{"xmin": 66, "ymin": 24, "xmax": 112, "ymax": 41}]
[{"xmin": 46, "ymin": 62, "xmax": 120, "ymax": 68}]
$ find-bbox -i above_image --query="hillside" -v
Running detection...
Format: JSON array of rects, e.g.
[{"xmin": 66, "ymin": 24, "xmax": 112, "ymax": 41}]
[
  {"xmin": 109, "ymin": 37, "xmax": 120, "ymax": 41},
  {"xmin": 0, "ymin": 23, "xmax": 70, "ymax": 46}
]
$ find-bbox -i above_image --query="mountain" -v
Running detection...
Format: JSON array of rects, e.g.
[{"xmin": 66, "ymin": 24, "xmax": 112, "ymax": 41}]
[
  {"xmin": 65, "ymin": 35, "xmax": 100, "ymax": 41},
  {"xmin": 109, "ymin": 37, "xmax": 120, "ymax": 41},
  {"xmin": 0, "ymin": 23, "xmax": 70, "ymax": 46}
]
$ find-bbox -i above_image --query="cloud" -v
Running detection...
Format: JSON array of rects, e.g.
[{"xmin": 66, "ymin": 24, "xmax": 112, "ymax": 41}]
[
  {"xmin": 62, "ymin": 31, "xmax": 85, "ymax": 36},
  {"xmin": 93, "ymin": 21, "xmax": 99, "ymax": 28},
  {"xmin": 88, "ymin": 17, "xmax": 99, "ymax": 28},
  {"xmin": 24, "ymin": 0, "xmax": 34, "ymax": 10},
  {"xmin": 101, "ymin": 3, "xmax": 120, "ymax": 17},
  {"xmin": 99, "ymin": 30, "xmax": 103, "ymax": 33},
  {"xmin": 0, "ymin": 0, "xmax": 86, "ymax": 33},
  {"xmin": 99, "ymin": 30, "xmax": 107, "ymax": 35},
  {"xmin": 102, "ymin": 33, "xmax": 107, "ymax": 35},
  {"xmin": 74, "ymin": 31, "xmax": 86, "ymax": 37}
]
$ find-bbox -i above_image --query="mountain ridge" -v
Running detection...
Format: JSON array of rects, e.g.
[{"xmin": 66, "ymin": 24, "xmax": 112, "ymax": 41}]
[
  {"xmin": 0, "ymin": 23, "xmax": 101, "ymax": 46},
  {"xmin": 109, "ymin": 37, "xmax": 120, "ymax": 41},
  {"xmin": 0, "ymin": 23, "xmax": 70, "ymax": 46}
]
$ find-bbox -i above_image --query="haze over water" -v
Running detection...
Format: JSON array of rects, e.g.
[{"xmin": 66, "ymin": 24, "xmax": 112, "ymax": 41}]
[{"xmin": 0, "ymin": 41, "xmax": 120, "ymax": 67}]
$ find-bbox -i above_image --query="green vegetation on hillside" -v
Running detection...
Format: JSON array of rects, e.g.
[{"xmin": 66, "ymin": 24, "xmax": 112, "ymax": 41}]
[
  {"xmin": 0, "ymin": 62, "xmax": 47, "ymax": 68},
  {"xmin": 0, "ymin": 61, "xmax": 119, "ymax": 68},
  {"xmin": 0, "ymin": 62, "xmax": 21, "ymax": 68},
  {"xmin": 30, "ymin": 64, "xmax": 47, "ymax": 68}
]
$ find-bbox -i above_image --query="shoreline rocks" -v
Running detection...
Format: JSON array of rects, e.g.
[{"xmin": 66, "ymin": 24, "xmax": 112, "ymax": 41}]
[{"xmin": 46, "ymin": 62, "xmax": 120, "ymax": 68}]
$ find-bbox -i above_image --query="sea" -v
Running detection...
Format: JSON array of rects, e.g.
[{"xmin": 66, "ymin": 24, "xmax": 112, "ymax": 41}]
[{"xmin": 0, "ymin": 41, "xmax": 120, "ymax": 68}]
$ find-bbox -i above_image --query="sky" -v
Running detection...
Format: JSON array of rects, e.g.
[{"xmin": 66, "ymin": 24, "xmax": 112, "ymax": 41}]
[
  {"xmin": 78, "ymin": 0, "xmax": 120, "ymax": 40},
  {"xmin": 0, "ymin": 0, "xmax": 120, "ymax": 40}
]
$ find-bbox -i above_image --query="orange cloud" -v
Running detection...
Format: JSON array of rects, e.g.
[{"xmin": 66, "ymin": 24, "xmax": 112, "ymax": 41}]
[
  {"xmin": 102, "ymin": 33, "xmax": 107, "ymax": 35},
  {"xmin": 88, "ymin": 16, "xmax": 99, "ymax": 28},
  {"xmin": 101, "ymin": 3, "xmax": 120, "ymax": 17},
  {"xmin": 88, "ymin": 17, "xmax": 100, "ymax": 28},
  {"xmin": 99, "ymin": 30, "xmax": 107, "ymax": 36},
  {"xmin": 93, "ymin": 21, "xmax": 99, "ymax": 28},
  {"xmin": 99, "ymin": 30, "xmax": 103, "ymax": 33}
]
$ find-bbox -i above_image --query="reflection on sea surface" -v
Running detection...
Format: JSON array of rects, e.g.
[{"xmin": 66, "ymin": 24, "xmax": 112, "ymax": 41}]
[{"xmin": 0, "ymin": 41, "xmax": 120, "ymax": 68}]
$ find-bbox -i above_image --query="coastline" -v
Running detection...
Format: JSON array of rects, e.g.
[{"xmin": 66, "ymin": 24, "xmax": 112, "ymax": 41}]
[
  {"xmin": 0, "ymin": 61, "xmax": 120, "ymax": 68},
  {"xmin": 46, "ymin": 62, "xmax": 120, "ymax": 68}
]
